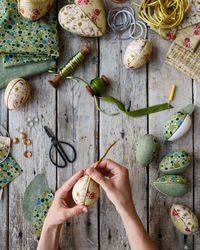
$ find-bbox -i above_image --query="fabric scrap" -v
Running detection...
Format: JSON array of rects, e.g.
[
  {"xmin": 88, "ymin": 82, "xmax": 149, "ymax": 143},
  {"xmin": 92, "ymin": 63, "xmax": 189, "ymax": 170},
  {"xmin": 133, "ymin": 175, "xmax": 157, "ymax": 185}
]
[
  {"xmin": 166, "ymin": 42, "xmax": 200, "ymax": 82},
  {"xmin": 0, "ymin": 57, "xmax": 56, "ymax": 89},
  {"xmin": 0, "ymin": 0, "xmax": 59, "ymax": 67},
  {"xmin": 0, "ymin": 156, "xmax": 23, "ymax": 190},
  {"xmin": 22, "ymin": 174, "xmax": 49, "ymax": 224},
  {"xmin": 0, "ymin": 189, "xmax": 3, "ymax": 200},
  {"xmin": 32, "ymin": 190, "xmax": 54, "ymax": 240},
  {"xmin": 0, "ymin": 136, "xmax": 11, "ymax": 163}
]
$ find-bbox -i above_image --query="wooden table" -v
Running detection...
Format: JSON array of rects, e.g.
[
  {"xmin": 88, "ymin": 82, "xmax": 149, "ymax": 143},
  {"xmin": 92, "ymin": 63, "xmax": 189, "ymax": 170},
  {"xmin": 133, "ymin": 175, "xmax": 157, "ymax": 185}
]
[{"xmin": 0, "ymin": 1, "xmax": 200, "ymax": 249}]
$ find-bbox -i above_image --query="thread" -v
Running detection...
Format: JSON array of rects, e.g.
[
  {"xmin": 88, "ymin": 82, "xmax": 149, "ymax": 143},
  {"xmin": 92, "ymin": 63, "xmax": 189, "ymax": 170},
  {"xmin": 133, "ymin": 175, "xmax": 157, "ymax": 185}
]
[
  {"xmin": 83, "ymin": 141, "xmax": 117, "ymax": 205},
  {"xmin": 134, "ymin": 0, "xmax": 190, "ymax": 39},
  {"xmin": 107, "ymin": 6, "xmax": 147, "ymax": 40},
  {"xmin": 66, "ymin": 75, "xmax": 173, "ymax": 117}
]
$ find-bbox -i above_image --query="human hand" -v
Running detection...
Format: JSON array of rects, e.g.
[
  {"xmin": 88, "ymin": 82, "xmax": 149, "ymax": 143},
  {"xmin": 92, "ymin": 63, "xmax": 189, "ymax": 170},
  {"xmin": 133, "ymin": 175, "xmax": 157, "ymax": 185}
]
[
  {"xmin": 44, "ymin": 170, "xmax": 88, "ymax": 228},
  {"xmin": 86, "ymin": 159, "xmax": 133, "ymax": 213}
]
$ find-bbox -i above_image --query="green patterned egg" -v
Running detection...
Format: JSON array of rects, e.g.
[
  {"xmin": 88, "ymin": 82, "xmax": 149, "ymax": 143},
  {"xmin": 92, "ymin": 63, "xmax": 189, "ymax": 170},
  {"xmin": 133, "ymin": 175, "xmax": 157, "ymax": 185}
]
[
  {"xmin": 153, "ymin": 175, "xmax": 188, "ymax": 197},
  {"xmin": 171, "ymin": 204, "xmax": 199, "ymax": 235},
  {"xmin": 163, "ymin": 104, "xmax": 194, "ymax": 142},
  {"xmin": 159, "ymin": 151, "xmax": 191, "ymax": 174},
  {"xmin": 135, "ymin": 134, "xmax": 158, "ymax": 167}
]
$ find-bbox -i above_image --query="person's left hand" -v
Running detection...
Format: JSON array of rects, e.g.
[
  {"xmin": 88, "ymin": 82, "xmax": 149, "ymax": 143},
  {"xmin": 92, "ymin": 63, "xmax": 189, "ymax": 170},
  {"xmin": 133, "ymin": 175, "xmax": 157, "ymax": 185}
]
[{"xmin": 44, "ymin": 170, "xmax": 88, "ymax": 228}]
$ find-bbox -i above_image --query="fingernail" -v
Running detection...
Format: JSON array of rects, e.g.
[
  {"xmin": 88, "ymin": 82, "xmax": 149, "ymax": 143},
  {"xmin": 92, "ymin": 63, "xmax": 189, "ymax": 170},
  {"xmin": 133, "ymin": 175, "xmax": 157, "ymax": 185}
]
[
  {"xmin": 82, "ymin": 207, "xmax": 88, "ymax": 213},
  {"xmin": 88, "ymin": 167, "xmax": 95, "ymax": 175}
]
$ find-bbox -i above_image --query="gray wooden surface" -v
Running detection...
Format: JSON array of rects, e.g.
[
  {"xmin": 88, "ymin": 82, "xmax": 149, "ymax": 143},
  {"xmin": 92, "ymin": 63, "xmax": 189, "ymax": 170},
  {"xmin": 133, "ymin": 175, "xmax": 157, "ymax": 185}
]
[{"xmin": 0, "ymin": 0, "xmax": 200, "ymax": 249}]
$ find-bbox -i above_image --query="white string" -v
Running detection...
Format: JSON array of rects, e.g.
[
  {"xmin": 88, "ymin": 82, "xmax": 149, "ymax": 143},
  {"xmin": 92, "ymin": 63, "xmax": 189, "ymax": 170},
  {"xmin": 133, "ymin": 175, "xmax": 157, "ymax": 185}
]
[{"xmin": 107, "ymin": 6, "xmax": 147, "ymax": 40}]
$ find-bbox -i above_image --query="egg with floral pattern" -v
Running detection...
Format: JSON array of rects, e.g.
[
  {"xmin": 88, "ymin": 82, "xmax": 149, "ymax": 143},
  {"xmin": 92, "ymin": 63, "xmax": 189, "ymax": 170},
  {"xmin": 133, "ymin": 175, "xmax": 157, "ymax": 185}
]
[
  {"xmin": 18, "ymin": 0, "xmax": 54, "ymax": 20},
  {"xmin": 5, "ymin": 78, "xmax": 30, "ymax": 110},
  {"xmin": 123, "ymin": 38, "xmax": 152, "ymax": 69},
  {"xmin": 159, "ymin": 151, "xmax": 191, "ymax": 174},
  {"xmin": 153, "ymin": 174, "xmax": 188, "ymax": 197},
  {"xmin": 163, "ymin": 104, "xmax": 194, "ymax": 142},
  {"xmin": 135, "ymin": 134, "xmax": 158, "ymax": 167},
  {"xmin": 58, "ymin": 0, "xmax": 106, "ymax": 37},
  {"xmin": 72, "ymin": 175, "xmax": 100, "ymax": 207},
  {"xmin": 171, "ymin": 204, "xmax": 199, "ymax": 235}
]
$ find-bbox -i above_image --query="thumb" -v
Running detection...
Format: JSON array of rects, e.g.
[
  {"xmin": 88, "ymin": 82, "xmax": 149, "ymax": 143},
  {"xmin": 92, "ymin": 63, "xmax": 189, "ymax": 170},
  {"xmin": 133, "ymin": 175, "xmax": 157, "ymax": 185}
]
[
  {"xmin": 66, "ymin": 206, "xmax": 88, "ymax": 218},
  {"xmin": 86, "ymin": 167, "xmax": 108, "ymax": 189}
]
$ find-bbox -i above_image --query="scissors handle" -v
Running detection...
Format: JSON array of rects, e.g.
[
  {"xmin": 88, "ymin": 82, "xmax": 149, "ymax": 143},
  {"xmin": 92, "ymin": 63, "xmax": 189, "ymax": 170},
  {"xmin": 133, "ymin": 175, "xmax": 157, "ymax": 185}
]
[{"xmin": 49, "ymin": 140, "xmax": 76, "ymax": 168}]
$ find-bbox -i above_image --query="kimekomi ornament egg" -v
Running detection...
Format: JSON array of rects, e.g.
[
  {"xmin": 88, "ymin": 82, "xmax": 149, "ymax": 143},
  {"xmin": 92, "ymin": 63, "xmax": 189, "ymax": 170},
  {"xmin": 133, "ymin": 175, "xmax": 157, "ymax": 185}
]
[
  {"xmin": 170, "ymin": 204, "xmax": 199, "ymax": 235},
  {"xmin": 159, "ymin": 151, "xmax": 191, "ymax": 174},
  {"xmin": 153, "ymin": 174, "xmax": 188, "ymax": 197},
  {"xmin": 123, "ymin": 38, "xmax": 152, "ymax": 69},
  {"xmin": 135, "ymin": 134, "xmax": 158, "ymax": 167},
  {"xmin": 18, "ymin": 0, "xmax": 54, "ymax": 20},
  {"xmin": 72, "ymin": 175, "xmax": 100, "ymax": 207},
  {"xmin": 163, "ymin": 104, "xmax": 194, "ymax": 142},
  {"xmin": 58, "ymin": 0, "xmax": 106, "ymax": 37},
  {"xmin": 5, "ymin": 78, "xmax": 30, "ymax": 110}
]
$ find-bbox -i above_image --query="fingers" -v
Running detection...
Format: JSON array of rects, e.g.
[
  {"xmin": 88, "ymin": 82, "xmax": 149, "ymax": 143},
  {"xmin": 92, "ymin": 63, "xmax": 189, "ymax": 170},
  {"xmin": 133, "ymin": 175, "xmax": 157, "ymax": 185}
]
[
  {"xmin": 57, "ymin": 170, "xmax": 85, "ymax": 198},
  {"xmin": 86, "ymin": 167, "xmax": 108, "ymax": 189},
  {"xmin": 66, "ymin": 205, "xmax": 88, "ymax": 218}
]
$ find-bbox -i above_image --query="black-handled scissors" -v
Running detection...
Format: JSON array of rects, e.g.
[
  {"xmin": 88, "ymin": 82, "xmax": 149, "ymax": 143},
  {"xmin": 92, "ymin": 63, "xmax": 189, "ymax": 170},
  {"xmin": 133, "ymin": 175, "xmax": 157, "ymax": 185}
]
[{"xmin": 44, "ymin": 126, "xmax": 76, "ymax": 168}]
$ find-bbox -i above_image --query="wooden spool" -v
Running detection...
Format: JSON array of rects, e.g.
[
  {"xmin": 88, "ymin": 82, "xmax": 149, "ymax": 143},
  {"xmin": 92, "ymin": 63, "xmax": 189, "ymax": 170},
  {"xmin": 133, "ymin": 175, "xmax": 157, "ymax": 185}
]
[{"xmin": 86, "ymin": 75, "xmax": 110, "ymax": 97}]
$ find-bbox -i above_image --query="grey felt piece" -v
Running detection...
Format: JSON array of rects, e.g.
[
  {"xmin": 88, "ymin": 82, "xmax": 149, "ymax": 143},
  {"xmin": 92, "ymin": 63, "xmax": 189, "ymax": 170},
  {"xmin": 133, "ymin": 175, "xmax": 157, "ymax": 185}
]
[
  {"xmin": 181, "ymin": 104, "xmax": 195, "ymax": 115},
  {"xmin": 135, "ymin": 134, "xmax": 158, "ymax": 167},
  {"xmin": 0, "ymin": 58, "xmax": 56, "ymax": 89},
  {"xmin": 22, "ymin": 174, "xmax": 49, "ymax": 223}
]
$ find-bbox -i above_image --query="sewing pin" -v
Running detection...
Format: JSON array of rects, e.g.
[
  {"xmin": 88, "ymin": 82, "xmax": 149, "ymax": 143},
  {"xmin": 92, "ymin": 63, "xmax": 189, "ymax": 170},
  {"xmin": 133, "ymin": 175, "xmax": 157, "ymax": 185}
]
[{"xmin": 168, "ymin": 84, "xmax": 176, "ymax": 108}]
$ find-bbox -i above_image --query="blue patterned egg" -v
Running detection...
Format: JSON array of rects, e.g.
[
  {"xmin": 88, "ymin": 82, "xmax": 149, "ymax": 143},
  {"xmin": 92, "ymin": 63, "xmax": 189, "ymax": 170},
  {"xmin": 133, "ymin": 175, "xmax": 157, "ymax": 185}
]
[
  {"xmin": 135, "ymin": 134, "xmax": 158, "ymax": 167},
  {"xmin": 153, "ymin": 174, "xmax": 188, "ymax": 197},
  {"xmin": 159, "ymin": 151, "xmax": 191, "ymax": 174},
  {"xmin": 163, "ymin": 104, "xmax": 194, "ymax": 142}
]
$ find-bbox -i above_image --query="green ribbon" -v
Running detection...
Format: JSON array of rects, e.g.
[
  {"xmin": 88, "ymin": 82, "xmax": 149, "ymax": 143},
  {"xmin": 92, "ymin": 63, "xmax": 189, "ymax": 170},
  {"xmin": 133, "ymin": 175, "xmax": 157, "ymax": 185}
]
[{"xmin": 66, "ymin": 76, "xmax": 173, "ymax": 117}]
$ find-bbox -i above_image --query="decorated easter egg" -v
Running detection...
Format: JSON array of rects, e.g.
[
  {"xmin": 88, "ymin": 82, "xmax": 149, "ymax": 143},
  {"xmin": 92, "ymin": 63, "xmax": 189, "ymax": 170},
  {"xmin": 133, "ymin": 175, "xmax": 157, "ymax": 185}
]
[
  {"xmin": 153, "ymin": 175, "xmax": 188, "ymax": 197},
  {"xmin": 159, "ymin": 151, "xmax": 191, "ymax": 174},
  {"xmin": 135, "ymin": 134, "xmax": 158, "ymax": 167},
  {"xmin": 5, "ymin": 78, "xmax": 30, "ymax": 110},
  {"xmin": 58, "ymin": 0, "xmax": 106, "ymax": 37},
  {"xmin": 163, "ymin": 104, "xmax": 194, "ymax": 142},
  {"xmin": 72, "ymin": 175, "xmax": 100, "ymax": 207},
  {"xmin": 18, "ymin": 0, "xmax": 54, "ymax": 20},
  {"xmin": 123, "ymin": 38, "xmax": 152, "ymax": 69},
  {"xmin": 170, "ymin": 204, "xmax": 199, "ymax": 235}
]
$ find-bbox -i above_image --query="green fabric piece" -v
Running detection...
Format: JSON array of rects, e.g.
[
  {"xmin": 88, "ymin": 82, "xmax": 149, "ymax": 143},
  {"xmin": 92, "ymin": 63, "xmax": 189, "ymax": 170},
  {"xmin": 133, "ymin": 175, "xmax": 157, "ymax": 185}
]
[
  {"xmin": 0, "ymin": 156, "xmax": 23, "ymax": 190},
  {"xmin": 154, "ymin": 174, "xmax": 188, "ymax": 197},
  {"xmin": 159, "ymin": 151, "xmax": 191, "ymax": 174},
  {"xmin": 181, "ymin": 104, "xmax": 195, "ymax": 115},
  {"xmin": 0, "ymin": 0, "xmax": 59, "ymax": 67},
  {"xmin": 22, "ymin": 174, "xmax": 49, "ymax": 224},
  {"xmin": 135, "ymin": 134, "xmax": 158, "ymax": 167},
  {"xmin": 33, "ymin": 190, "xmax": 54, "ymax": 240},
  {"xmin": 0, "ymin": 57, "xmax": 56, "ymax": 89}
]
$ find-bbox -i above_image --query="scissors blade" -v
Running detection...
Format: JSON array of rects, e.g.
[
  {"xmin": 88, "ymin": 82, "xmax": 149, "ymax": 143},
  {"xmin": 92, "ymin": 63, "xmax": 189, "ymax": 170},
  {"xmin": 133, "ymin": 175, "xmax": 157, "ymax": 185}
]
[{"xmin": 44, "ymin": 126, "xmax": 55, "ymax": 138}]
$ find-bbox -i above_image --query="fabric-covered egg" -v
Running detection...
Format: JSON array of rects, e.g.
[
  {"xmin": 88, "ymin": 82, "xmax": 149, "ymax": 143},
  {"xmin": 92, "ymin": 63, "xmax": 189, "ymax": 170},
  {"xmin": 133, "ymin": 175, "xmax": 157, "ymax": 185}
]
[
  {"xmin": 135, "ymin": 134, "xmax": 158, "ymax": 167},
  {"xmin": 18, "ymin": 0, "xmax": 54, "ymax": 20},
  {"xmin": 58, "ymin": 0, "xmax": 106, "ymax": 37},
  {"xmin": 153, "ymin": 174, "xmax": 188, "ymax": 197},
  {"xmin": 5, "ymin": 78, "xmax": 30, "ymax": 110},
  {"xmin": 159, "ymin": 151, "xmax": 191, "ymax": 174},
  {"xmin": 163, "ymin": 104, "xmax": 194, "ymax": 142},
  {"xmin": 123, "ymin": 38, "xmax": 152, "ymax": 69},
  {"xmin": 170, "ymin": 204, "xmax": 199, "ymax": 235},
  {"xmin": 72, "ymin": 175, "xmax": 100, "ymax": 207}
]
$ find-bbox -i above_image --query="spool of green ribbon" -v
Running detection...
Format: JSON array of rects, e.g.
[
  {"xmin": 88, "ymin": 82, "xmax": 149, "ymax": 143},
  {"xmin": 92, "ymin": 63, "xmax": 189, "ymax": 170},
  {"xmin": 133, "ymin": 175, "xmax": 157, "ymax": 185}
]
[{"xmin": 66, "ymin": 75, "xmax": 173, "ymax": 117}]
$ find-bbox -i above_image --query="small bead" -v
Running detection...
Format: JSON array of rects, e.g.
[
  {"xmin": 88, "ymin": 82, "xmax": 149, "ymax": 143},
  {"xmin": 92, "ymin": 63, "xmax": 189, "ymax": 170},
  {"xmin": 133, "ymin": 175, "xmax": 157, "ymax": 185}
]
[
  {"xmin": 24, "ymin": 139, "xmax": 32, "ymax": 146},
  {"xmin": 24, "ymin": 151, "xmax": 32, "ymax": 158},
  {"xmin": 12, "ymin": 138, "xmax": 19, "ymax": 144},
  {"xmin": 20, "ymin": 128, "xmax": 24, "ymax": 133},
  {"xmin": 20, "ymin": 133, "xmax": 27, "ymax": 139}
]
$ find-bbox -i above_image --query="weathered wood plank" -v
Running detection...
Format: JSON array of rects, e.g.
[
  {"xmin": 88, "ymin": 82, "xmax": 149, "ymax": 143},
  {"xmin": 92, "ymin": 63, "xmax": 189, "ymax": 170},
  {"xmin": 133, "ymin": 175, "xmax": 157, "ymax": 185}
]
[
  {"xmin": 57, "ymin": 1, "xmax": 99, "ymax": 248},
  {"xmin": 0, "ymin": 88, "xmax": 9, "ymax": 250},
  {"xmin": 8, "ymin": 73, "xmax": 56, "ymax": 250},
  {"xmin": 148, "ymin": 30, "xmax": 193, "ymax": 250},
  {"xmin": 193, "ymin": 81, "xmax": 200, "ymax": 250},
  {"xmin": 99, "ymin": 1, "xmax": 148, "ymax": 249}
]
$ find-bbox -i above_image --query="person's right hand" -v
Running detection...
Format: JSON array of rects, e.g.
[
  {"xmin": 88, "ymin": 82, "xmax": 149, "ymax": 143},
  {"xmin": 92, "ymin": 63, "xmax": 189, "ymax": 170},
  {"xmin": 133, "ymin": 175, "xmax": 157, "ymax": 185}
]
[{"xmin": 86, "ymin": 159, "xmax": 133, "ymax": 212}]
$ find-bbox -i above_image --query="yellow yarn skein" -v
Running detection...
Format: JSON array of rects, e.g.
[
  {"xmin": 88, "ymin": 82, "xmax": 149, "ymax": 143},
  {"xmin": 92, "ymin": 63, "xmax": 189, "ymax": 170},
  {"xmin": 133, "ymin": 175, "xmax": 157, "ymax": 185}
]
[{"xmin": 134, "ymin": 0, "xmax": 190, "ymax": 39}]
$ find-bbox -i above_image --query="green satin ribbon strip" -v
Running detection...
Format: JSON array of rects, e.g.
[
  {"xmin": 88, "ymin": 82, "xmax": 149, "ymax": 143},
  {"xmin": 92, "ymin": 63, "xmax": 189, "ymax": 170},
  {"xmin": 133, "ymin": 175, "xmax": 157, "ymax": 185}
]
[{"xmin": 66, "ymin": 76, "xmax": 174, "ymax": 117}]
